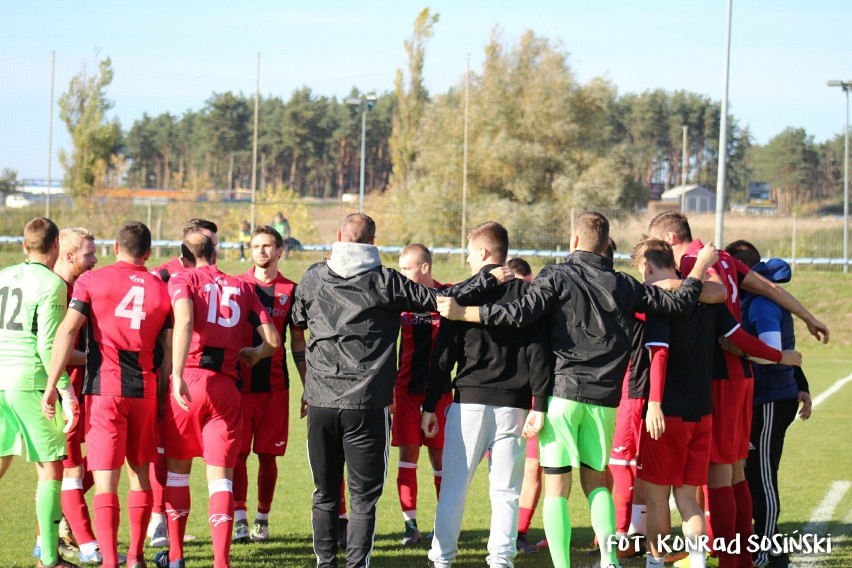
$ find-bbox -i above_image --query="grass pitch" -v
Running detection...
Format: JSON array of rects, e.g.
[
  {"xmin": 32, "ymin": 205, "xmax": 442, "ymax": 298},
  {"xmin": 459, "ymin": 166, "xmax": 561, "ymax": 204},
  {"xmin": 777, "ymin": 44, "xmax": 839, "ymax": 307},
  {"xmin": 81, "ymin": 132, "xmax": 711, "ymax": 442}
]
[{"xmin": 0, "ymin": 253, "xmax": 849, "ymax": 567}]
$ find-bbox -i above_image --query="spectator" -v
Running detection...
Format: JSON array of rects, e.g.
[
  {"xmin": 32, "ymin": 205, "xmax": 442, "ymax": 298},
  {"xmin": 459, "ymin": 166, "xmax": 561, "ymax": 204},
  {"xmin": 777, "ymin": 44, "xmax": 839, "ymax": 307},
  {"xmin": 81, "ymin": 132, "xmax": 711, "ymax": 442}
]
[
  {"xmin": 271, "ymin": 213, "xmax": 291, "ymax": 260},
  {"xmin": 237, "ymin": 221, "xmax": 251, "ymax": 262}
]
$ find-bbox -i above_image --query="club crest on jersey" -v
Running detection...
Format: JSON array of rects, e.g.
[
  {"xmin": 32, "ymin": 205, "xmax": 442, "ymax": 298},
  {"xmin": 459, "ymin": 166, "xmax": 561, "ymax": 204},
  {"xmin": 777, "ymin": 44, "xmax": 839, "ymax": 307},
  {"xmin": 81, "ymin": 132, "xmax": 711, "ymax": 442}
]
[
  {"xmin": 130, "ymin": 275, "xmax": 145, "ymax": 284},
  {"xmin": 278, "ymin": 293, "xmax": 289, "ymax": 306}
]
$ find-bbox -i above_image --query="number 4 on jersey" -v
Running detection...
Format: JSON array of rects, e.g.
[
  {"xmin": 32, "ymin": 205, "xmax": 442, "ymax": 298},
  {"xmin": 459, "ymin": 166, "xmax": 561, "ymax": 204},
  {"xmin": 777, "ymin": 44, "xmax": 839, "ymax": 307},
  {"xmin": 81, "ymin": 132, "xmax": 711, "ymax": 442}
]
[{"xmin": 115, "ymin": 285, "xmax": 147, "ymax": 329}]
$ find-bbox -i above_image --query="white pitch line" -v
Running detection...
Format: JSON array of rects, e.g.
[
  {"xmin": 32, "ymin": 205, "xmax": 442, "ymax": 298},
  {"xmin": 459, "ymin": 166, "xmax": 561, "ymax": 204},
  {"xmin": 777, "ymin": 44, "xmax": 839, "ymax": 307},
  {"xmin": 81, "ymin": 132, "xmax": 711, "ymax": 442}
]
[
  {"xmin": 810, "ymin": 373, "xmax": 852, "ymax": 410},
  {"xmin": 803, "ymin": 480, "xmax": 851, "ymax": 535},
  {"xmin": 797, "ymin": 480, "xmax": 852, "ymax": 567}
]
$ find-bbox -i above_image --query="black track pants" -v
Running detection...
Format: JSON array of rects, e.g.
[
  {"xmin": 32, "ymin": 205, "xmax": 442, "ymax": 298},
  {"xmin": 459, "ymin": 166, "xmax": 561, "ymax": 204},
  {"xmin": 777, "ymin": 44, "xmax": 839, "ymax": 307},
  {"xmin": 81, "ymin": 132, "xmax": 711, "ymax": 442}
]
[
  {"xmin": 746, "ymin": 398, "xmax": 797, "ymax": 566},
  {"xmin": 307, "ymin": 405, "xmax": 390, "ymax": 568}
]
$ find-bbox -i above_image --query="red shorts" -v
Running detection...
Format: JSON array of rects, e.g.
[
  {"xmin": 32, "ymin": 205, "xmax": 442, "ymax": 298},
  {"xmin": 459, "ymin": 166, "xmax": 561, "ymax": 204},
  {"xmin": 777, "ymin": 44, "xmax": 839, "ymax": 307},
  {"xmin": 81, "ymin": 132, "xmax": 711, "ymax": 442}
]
[
  {"xmin": 85, "ymin": 395, "xmax": 158, "ymax": 471},
  {"xmin": 240, "ymin": 390, "xmax": 290, "ymax": 456},
  {"xmin": 162, "ymin": 369, "xmax": 243, "ymax": 468},
  {"xmin": 391, "ymin": 389, "xmax": 451, "ymax": 449},
  {"xmin": 710, "ymin": 379, "xmax": 753, "ymax": 464},
  {"xmin": 63, "ymin": 395, "xmax": 87, "ymax": 468},
  {"xmin": 638, "ymin": 414, "xmax": 712, "ymax": 487},
  {"xmin": 609, "ymin": 396, "xmax": 644, "ymax": 466}
]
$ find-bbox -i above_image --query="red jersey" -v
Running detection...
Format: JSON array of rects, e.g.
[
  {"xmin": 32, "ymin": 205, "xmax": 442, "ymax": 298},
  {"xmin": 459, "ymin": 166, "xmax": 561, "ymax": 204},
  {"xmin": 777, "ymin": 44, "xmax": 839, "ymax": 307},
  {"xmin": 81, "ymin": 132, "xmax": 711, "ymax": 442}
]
[
  {"xmin": 237, "ymin": 269, "xmax": 296, "ymax": 393},
  {"xmin": 397, "ymin": 280, "xmax": 449, "ymax": 394},
  {"xmin": 169, "ymin": 265, "xmax": 271, "ymax": 381},
  {"xmin": 70, "ymin": 261, "xmax": 172, "ymax": 399},
  {"xmin": 151, "ymin": 257, "xmax": 184, "ymax": 283},
  {"xmin": 679, "ymin": 238, "xmax": 752, "ymax": 380}
]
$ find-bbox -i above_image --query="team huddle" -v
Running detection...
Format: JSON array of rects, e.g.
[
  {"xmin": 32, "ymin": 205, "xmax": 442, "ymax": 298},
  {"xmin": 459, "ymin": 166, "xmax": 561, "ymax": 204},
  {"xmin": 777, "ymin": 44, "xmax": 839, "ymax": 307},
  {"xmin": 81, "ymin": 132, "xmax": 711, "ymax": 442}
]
[{"xmin": 0, "ymin": 210, "xmax": 829, "ymax": 568}]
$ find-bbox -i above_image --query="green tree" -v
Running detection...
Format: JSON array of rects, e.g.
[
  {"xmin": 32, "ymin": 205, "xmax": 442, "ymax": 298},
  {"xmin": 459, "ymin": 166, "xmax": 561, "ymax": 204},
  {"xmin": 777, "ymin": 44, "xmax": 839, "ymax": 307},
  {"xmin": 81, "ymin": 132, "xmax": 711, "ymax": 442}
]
[
  {"xmin": 752, "ymin": 127, "xmax": 819, "ymax": 213},
  {"xmin": 58, "ymin": 57, "xmax": 122, "ymax": 197},
  {"xmin": 389, "ymin": 8, "xmax": 439, "ymax": 190},
  {"xmin": 0, "ymin": 168, "xmax": 19, "ymax": 199},
  {"xmin": 199, "ymin": 91, "xmax": 252, "ymax": 188}
]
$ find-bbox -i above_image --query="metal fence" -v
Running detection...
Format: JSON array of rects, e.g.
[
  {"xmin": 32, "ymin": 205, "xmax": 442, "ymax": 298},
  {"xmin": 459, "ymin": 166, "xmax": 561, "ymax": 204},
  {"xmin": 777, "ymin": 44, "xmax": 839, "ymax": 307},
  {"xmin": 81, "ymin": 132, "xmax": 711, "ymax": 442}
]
[{"xmin": 0, "ymin": 198, "xmax": 848, "ymax": 271}]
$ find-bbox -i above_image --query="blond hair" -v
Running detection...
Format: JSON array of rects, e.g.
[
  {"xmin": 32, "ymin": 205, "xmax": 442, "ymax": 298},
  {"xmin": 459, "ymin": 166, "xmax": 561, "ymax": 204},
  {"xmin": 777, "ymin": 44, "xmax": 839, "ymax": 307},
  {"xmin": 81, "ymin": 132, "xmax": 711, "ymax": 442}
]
[{"xmin": 59, "ymin": 227, "xmax": 94, "ymax": 256}]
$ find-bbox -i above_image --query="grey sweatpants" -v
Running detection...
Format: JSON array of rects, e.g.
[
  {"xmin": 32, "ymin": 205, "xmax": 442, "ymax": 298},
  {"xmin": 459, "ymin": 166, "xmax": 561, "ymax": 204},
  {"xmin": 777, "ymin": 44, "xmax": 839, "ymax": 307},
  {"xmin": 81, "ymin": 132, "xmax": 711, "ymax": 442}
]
[{"xmin": 427, "ymin": 402, "xmax": 527, "ymax": 567}]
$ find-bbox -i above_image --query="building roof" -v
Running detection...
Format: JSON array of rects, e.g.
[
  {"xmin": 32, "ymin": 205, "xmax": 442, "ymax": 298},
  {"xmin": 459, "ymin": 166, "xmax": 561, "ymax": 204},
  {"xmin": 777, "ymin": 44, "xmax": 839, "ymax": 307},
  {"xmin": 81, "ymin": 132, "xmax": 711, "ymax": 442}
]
[{"xmin": 660, "ymin": 184, "xmax": 715, "ymax": 199}]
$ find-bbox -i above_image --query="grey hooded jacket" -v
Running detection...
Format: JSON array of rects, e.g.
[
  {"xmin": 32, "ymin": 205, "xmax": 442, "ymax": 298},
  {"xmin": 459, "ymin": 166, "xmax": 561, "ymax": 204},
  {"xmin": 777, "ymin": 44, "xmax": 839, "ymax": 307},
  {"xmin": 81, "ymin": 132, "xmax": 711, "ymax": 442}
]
[{"xmin": 292, "ymin": 241, "xmax": 499, "ymax": 410}]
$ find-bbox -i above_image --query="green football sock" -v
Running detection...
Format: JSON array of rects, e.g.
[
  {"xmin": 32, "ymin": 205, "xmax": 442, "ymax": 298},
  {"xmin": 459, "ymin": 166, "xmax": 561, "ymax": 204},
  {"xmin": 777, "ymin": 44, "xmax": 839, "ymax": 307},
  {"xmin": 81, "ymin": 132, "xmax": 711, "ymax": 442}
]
[
  {"xmin": 36, "ymin": 480, "xmax": 62, "ymax": 566},
  {"xmin": 543, "ymin": 496, "xmax": 571, "ymax": 568},
  {"xmin": 588, "ymin": 486, "xmax": 618, "ymax": 567}
]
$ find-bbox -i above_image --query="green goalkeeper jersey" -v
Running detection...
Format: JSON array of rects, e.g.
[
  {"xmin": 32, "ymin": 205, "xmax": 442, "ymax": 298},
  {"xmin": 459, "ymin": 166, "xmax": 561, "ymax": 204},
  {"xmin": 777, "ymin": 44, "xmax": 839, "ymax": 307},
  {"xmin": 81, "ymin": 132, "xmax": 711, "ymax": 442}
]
[{"xmin": 0, "ymin": 260, "xmax": 69, "ymax": 391}]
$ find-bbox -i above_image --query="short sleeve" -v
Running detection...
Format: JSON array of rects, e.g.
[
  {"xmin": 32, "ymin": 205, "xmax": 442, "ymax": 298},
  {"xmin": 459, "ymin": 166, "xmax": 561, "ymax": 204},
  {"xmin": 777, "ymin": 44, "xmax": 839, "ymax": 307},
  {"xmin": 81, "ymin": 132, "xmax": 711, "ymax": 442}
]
[
  {"xmin": 168, "ymin": 272, "xmax": 192, "ymax": 307},
  {"xmin": 748, "ymin": 297, "xmax": 782, "ymax": 336},
  {"xmin": 644, "ymin": 315, "xmax": 670, "ymax": 349},
  {"xmin": 716, "ymin": 305, "xmax": 741, "ymax": 337},
  {"xmin": 733, "ymin": 257, "xmax": 750, "ymax": 285},
  {"xmin": 71, "ymin": 271, "xmax": 93, "ymax": 304}
]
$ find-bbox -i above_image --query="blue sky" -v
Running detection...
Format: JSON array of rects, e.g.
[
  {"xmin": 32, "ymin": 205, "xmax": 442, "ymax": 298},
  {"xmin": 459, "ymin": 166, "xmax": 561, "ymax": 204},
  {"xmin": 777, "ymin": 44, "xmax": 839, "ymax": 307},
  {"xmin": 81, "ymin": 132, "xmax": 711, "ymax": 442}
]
[{"xmin": 1, "ymin": 0, "xmax": 849, "ymax": 179}]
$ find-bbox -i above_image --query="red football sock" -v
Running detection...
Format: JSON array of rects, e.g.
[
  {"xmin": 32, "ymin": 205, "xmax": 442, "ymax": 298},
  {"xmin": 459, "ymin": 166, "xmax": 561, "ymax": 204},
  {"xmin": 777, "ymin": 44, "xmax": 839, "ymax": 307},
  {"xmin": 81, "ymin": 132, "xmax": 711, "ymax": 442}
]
[
  {"xmin": 434, "ymin": 470, "xmax": 442, "ymax": 499},
  {"xmin": 209, "ymin": 488, "xmax": 235, "ymax": 568},
  {"xmin": 733, "ymin": 480, "xmax": 753, "ymax": 568},
  {"xmin": 150, "ymin": 454, "xmax": 167, "ymax": 515},
  {"xmin": 233, "ymin": 453, "xmax": 249, "ymax": 512},
  {"xmin": 257, "ymin": 454, "xmax": 278, "ymax": 514},
  {"xmin": 610, "ymin": 463, "xmax": 635, "ymax": 534},
  {"xmin": 127, "ymin": 490, "xmax": 153, "ymax": 565},
  {"xmin": 707, "ymin": 486, "xmax": 737, "ymax": 568},
  {"xmin": 93, "ymin": 493, "xmax": 121, "ymax": 568},
  {"xmin": 165, "ymin": 483, "xmax": 191, "ymax": 562},
  {"xmin": 61, "ymin": 481, "xmax": 97, "ymax": 545},
  {"xmin": 397, "ymin": 464, "xmax": 418, "ymax": 514},
  {"xmin": 518, "ymin": 507, "xmax": 535, "ymax": 535}
]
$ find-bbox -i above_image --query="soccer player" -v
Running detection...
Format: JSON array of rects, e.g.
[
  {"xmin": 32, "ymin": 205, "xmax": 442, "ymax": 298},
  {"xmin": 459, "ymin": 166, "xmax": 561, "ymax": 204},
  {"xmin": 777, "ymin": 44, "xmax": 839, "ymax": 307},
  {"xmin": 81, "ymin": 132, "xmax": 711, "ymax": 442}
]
[
  {"xmin": 46, "ymin": 221, "xmax": 173, "ymax": 568},
  {"xmin": 148, "ymin": 218, "xmax": 218, "ymax": 547},
  {"xmin": 632, "ymin": 239, "xmax": 801, "ymax": 568},
  {"xmin": 647, "ymin": 211, "xmax": 828, "ymax": 568},
  {"xmin": 438, "ymin": 211, "xmax": 720, "ymax": 568},
  {"xmin": 422, "ymin": 222, "xmax": 552, "ymax": 568},
  {"xmin": 0, "ymin": 217, "xmax": 77, "ymax": 568},
  {"xmin": 53, "ymin": 228, "xmax": 98, "ymax": 562},
  {"xmin": 150, "ymin": 218, "xmax": 219, "ymax": 282},
  {"xmin": 159, "ymin": 231, "xmax": 279, "ymax": 568},
  {"xmin": 506, "ymin": 257, "xmax": 547, "ymax": 554},
  {"xmin": 393, "ymin": 243, "xmax": 452, "ymax": 546},
  {"xmin": 725, "ymin": 240, "xmax": 813, "ymax": 568},
  {"xmin": 292, "ymin": 213, "xmax": 510, "ymax": 568},
  {"xmin": 232, "ymin": 225, "xmax": 306, "ymax": 543}
]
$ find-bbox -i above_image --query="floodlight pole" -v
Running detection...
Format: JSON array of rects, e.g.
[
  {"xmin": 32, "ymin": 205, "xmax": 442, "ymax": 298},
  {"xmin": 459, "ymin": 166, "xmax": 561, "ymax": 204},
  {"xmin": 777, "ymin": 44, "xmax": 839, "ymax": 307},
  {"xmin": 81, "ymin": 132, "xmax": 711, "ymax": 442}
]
[
  {"xmin": 681, "ymin": 125, "xmax": 688, "ymax": 211},
  {"xmin": 46, "ymin": 50, "xmax": 55, "ymax": 219},
  {"xmin": 828, "ymin": 80, "xmax": 850, "ymax": 273},
  {"xmin": 359, "ymin": 105, "xmax": 367, "ymax": 213},
  {"xmin": 714, "ymin": 0, "xmax": 733, "ymax": 247},
  {"xmin": 346, "ymin": 95, "xmax": 375, "ymax": 214},
  {"xmin": 461, "ymin": 54, "xmax": 470, "ymax": 266},
  {"xmin": 251, "ymin": 52, "xmax": 260, "ymax": 232}
]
